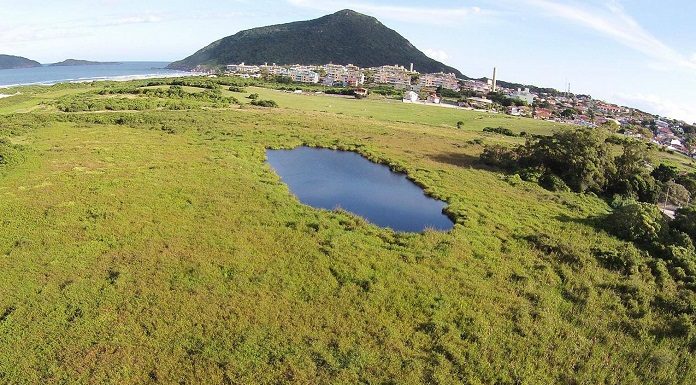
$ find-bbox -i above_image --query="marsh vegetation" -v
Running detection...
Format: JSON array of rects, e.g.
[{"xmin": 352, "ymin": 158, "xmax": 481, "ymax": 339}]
[{"xmin": 0, "ymin": 77, "xmax": 695, "ymax": 384}]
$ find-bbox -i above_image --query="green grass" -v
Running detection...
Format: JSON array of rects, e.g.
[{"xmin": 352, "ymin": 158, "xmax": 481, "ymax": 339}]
[
  {"xmin": 0, "ymin": 80, "xmax": 695, "ymax": 384},
  {"xmin": 223, "ymin": 86, "xmax": 567, "ymax": 134}
]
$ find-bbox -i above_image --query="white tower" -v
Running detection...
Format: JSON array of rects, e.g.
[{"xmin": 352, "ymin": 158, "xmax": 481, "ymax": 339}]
[{"xmin": 492, "ymin": 67, "xmax": 497, "ymax": 92}]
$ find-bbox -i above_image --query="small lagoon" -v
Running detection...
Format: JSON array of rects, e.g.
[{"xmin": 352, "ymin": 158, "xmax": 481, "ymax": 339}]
[{"xmin": 267, "ymin": 147, "xmax": 454, "ymax": 232}]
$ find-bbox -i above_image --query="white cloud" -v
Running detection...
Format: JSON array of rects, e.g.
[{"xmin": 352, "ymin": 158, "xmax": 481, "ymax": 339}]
[
  {"xmin": 0, "ymin": 13, "xmax": 167, "ymax": 45},
  {"xmin": 286, "ymin": 0, "xmax": 486, "ymax": 24},
  {"xmin": 614, "ymin": 92, "xmax": 696, "ymax": 124},
  {"xmin": 519, "ymin": 0, "xmax": 696, "ymax": 71},
  {"xmin": 109, "ymin": 15, "xmax": 164, "ymax": 26},
  {"xmin": 424, "ymin": 49, "xmax": 449, "ymax": 62}
]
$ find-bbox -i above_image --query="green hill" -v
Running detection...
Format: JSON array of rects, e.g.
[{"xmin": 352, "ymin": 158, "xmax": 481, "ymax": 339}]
[
  {"xmin": 0, "ymin": 54, "xmax": 41, "ymax": 70},
  {"xmin": 168, "ymin": 9, "xmax": 463, "ymax": 77},
  {"xmin": 49, "ymin": 59, "xmax": 120, "ymax": 67}
]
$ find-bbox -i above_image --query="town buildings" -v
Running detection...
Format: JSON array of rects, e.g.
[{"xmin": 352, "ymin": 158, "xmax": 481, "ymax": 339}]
[
  {"xmin": 372, "ymin": 65, "xmax": 413, "ymax": 89},
  {"xmin": 322, "ymin": 64, "xmax": 365, "ymax": 87},
  {"xmin": 288, "ymin": 66, "xmax": 319, "ymax": 84},
  {"xmin": 417, "ymin": 72, "xmax": 460, "ymax": 91}
]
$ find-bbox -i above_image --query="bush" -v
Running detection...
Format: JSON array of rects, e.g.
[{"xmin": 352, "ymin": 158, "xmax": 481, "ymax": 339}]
[
  {"xmin": 479, "ymin": 145, "xmax": 518, "ymax": 169},
  {"xmin": 247, "ymin": 93, "xmax": 259, "ymax": 100},
  {"xmin": 228, "ymin": 86, "xmax": 246, "ymax": 93},
  {"xmin": 456, "ymin": 121, "xmax": 464, "ymax": 129},
  {"xmin": 652, "ymin": 164, "xmax": 679, "ymax": 183},
  {"xmin": 673, "ymin": 205, "xmax": 696, "ymax": 241},
  {"xmin": 250, "ymin": 99, "xmax": 278, "ymax": 108},
  {"xmin": 539, "ymin": 173, "xmax": 570, "ymax": 192},
  {"xmin": 519, "ymin": 167, "xmax": 543, "ymax": 183},
  {"xmin": 605, "ymin": 202, "xmax": 669, "ymax": 246},
  {"xmin": 483, "ymin": 126, "xmax": 516, "ymax": 136}
]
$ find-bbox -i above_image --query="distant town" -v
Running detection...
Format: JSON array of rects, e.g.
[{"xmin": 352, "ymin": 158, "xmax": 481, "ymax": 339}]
[{"xmin": 220, "ymin": 61, "xmax": 696, "ymax": 158}]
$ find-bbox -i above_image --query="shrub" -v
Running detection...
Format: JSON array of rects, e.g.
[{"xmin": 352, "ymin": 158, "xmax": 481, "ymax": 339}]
[
  {"xmin": 479, "ymin": 145, "xmax": 518, "ymax": 169},
  {"xmin": 456, "ymin": 121, "xmax": 464, "ymax": 129},
  {"xmin": 519, "ymin": 167, "xmax": 543, "ymax": 183},
  {"xmin": 539, "ymin": 173, "xmax": 570, "ymax": 192},
  {"xmin": 250, "ymin": 99, "xmax": 278, "ymax": 108},
  {"xmin": 652, "ymin": 164, "xmax": 679, "ymax": 183},
  {"xmin": 247, "ymin": 93, "xmax": 259, "ymax": 100},
  {"xmin": 228, "ymin": 86, "xmax": 246, "ymax": 93},
  {"xmin": 483, "ymin": 126, "xmax": 516, "ymax": 136},
  {"xmin": 605, "ymin": 202, "xmax": 669, "ymax": 246},
  {"xmin": 673, "ymin": 205, "xmax": 696, "ymax": 242}
]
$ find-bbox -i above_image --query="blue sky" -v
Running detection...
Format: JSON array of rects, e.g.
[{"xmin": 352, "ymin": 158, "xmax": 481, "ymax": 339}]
[{"xmin": 1, "ymin": 0, "xmax": 694, "ymax": 123}]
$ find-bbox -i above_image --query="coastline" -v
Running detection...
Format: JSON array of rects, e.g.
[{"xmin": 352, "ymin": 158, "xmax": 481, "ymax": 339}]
[{"xmin": 0, "ymin": 71, "xmax": 203, "ymax": 89}]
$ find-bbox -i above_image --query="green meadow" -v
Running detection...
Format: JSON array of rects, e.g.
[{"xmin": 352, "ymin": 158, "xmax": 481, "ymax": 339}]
[{"xmin": 0, "ymin": 78, "xmax": 695, "ymax": 384}]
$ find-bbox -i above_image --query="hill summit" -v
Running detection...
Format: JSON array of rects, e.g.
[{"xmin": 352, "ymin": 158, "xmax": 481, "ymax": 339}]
[{"xmin": 168, "ymin": 9, "xmax": 462, "ymax": 77}]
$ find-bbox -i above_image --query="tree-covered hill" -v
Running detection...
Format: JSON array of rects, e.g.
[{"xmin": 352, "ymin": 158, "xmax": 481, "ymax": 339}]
[
  {"xmin": 0, "ymin": 54, "xmax": 41, "ymax": 70},
  {"xmin": 49, "ymin": 59, "xmax": 120, "ymax": 67},
  {"xmin": 167, "ymin": 9, "xmax": 463, "ymax": 77}
]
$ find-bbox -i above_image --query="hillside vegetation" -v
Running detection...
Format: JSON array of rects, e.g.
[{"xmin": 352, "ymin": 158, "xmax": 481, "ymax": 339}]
[
  {"xmin": 167, "ymin": 10, "xmax": 462, "ymax": 76},
  {"xmin": 0, "ymin": 78, "xmax": 695, "ymax": 384}
]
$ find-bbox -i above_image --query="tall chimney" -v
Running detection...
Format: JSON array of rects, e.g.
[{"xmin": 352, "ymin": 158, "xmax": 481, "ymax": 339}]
[
  {"xmin": 492, "ymin": 67, "xmax": 497, "ymax": 92},
  {"xmin": 410, "ymin": 63, "xmax": 414, "ymax": 72}
]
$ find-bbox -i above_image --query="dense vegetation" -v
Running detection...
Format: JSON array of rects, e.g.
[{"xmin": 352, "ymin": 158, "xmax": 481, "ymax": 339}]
[
  {"xmin": 167, "ymin": 9, "xmax": 462, "ymax": 76},
  {"xmin": 480, "ymin": 128, "xmax": 696, "ymax": 202},
  {"xmin": 0, "ymin": 54, "xmax": 41, "ymax": 69},
  {"xmin": 0, "ymin": 78, "xmax": 695, "ymax": 384}
]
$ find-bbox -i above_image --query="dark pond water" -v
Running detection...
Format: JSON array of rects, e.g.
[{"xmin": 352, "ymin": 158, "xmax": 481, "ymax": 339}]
[{"xmin": 266, "ymin": 147, "xmax": 454, "ymax": 232}]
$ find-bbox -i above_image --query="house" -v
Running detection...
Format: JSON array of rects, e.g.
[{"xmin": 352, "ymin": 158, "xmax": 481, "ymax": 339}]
[
  {"xmin": 427, "ymin": 93, "xmax": 441, "ymax": 104},
  {"xmin": 259, "ymin": 64, "xmax": 289, "ymax": 76},
  {"xmin": 534, "ymin": 108, "xmax": 552, "ymax": 120},
  {"xmin": 354, "ymin": 88, "xmax": 369, "ymax": 99},
  {"xmin": 461, "ymin": 79, "xmax": 491, "ymax": 93},
  {"xmin": 226, "ymin": 62, "xmax": 260, "ymax": 74},
  {"xmin": 509, "ymin": 88, "xmax": 535, "ymax": 105},
  {"xmin": 467, "ymin": 97, "xmax": 493, "ymax": 109},
  {"xmin": 507, "ymin": 106, "xmax": 530, "ymax": 117},
  {"xmin": 403, "ymin": 91, "xmax": 419, "ymax": 103}
]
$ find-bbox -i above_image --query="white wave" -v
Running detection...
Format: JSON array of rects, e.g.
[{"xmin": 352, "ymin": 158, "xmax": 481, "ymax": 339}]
[{"xmin": 0, "ymin": 71, "xmax": 205, "ymax": 89}]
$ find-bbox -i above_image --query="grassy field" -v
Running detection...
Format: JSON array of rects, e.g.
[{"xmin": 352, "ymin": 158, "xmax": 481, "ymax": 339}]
[
  {"xmin": 0, "ymin": 79, "xmax": 695, "ymax": 384},
  {"xmin": 224, "ymin": 86, "xmax": 569, "ymax": 134}
]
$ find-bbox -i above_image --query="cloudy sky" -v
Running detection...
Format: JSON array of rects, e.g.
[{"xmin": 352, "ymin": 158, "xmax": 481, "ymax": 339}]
[{"xmin": 1, "ymin": 0, "xmax": 694, "ymax": 123}]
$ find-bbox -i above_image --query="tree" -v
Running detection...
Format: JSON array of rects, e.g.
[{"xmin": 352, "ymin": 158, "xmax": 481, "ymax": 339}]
[
  {"xmin": 662, "ymin": 181, "xmax": 691, "ymax": 207},
  {"xmin": 673, "ymin": 204, "xmax": 696, "ymax": 241},
  {"xmin": 601, "ymin": 120, "xmax": 620, "ymax": 133},
  {"xmin": 651, "ymin": 164, "xmax": 678, "ymax": 183},
  {"xmin": 609, "ymin": 142, "xmax": 659, "ymax": 202},
  {"xmin": 605, "ymin": 202, "xmax": 669, "ymax": 246},
  {"xmin": 683, "ymin": 133, "xmax": 696, "ymax": 155},
  {"xmin": 560, "ymin": 108, "xmax": 577, "ymax": 119},
  {"xmin": 520, "ymin": 129, "xmax": 615, "ymax": 192},
  {"xmin": 615, "ymin": 141, "xmax": 649, "ymax": 180}
]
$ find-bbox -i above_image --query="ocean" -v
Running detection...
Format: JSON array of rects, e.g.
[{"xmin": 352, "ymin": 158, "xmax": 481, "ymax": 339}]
[{"xmin": 0, "ymin": 62, "xmax": 192, "ymax": 88}]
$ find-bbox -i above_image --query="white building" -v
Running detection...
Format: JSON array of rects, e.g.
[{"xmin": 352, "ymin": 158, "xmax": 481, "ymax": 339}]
[
  {"xmin": 288, "ymin": 67, "xmax": 319, "ymax": 84},
  {"xmin": 403, "ymin": 91, "xmax": 419, "ymax": 103},
  {"xmin": 226, "ymin": 62, "xmax": 260, "ymax": 74},
  {"xmin": 259, "ymin": 64, "xmax": 289, "ymax": 76},
  {"xmin": 510, "ymin": 88, "xmax": 535, "ymax": 105},
  {"xmin": 461, "ymin": 79, "xmax": 491, "ymax": 93}
]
